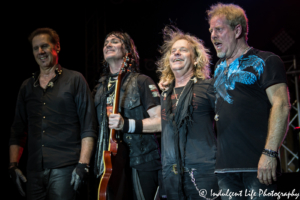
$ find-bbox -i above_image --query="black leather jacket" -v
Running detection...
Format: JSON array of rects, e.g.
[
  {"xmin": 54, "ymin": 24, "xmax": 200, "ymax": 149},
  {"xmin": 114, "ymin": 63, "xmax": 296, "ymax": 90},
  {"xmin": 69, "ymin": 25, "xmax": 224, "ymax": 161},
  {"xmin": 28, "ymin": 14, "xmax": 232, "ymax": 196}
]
[{"xmin": 95, "ymin": 72, "xmax": 160, "ymax": 167}]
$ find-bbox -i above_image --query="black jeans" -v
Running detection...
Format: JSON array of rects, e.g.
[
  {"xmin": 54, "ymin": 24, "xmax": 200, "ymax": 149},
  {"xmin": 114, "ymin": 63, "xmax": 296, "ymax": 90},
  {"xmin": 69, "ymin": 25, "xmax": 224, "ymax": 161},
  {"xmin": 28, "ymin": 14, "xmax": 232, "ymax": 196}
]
[
  {"xmin": 164, "ymin": 170, "xmax": 219, "ymax": 200},
  {"xmin": 27, "ymin": 165, "xmax": 76, "ymax": 200},
  {"xmin": 134, "ymin": 169, "xmax": 160, "ymax": 200},
  {"xmin": 216, "ymin": 172, "xmax": 277, "ymax": 200}
]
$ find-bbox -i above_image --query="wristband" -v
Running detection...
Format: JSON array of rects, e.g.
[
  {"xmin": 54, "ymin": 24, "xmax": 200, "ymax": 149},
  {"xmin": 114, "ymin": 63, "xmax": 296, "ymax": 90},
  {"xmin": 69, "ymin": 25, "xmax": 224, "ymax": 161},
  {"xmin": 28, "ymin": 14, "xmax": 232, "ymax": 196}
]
[
  {"xmin": 134, "ymin": 120, "xmax": 143, "ymax": 134},
  {"xmin": 122, "ymin": 119, "xmax": 143, "ymax": 134},
  {"xmin": 9, "ymin": 162, "xmax": 18, "ymax": 168},
  {"xmin": 262, "ymin": 149, "xmax": 278, "ymax": 158},
  {"xmin": 123, "ymin": 119, "xmax": 129, "ymax": 133}
]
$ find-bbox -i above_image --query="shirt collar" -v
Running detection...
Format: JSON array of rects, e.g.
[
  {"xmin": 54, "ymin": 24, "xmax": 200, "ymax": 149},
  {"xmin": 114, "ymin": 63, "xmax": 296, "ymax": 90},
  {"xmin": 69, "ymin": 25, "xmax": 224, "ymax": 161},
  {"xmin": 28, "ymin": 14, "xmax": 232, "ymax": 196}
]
[
  {"xmin": 32, "ymin": 64, "xmax": 63, "ymax": 80},
  {"xmin": 32, "ymin": 64, "xmax": 63, "ymax": 86}
]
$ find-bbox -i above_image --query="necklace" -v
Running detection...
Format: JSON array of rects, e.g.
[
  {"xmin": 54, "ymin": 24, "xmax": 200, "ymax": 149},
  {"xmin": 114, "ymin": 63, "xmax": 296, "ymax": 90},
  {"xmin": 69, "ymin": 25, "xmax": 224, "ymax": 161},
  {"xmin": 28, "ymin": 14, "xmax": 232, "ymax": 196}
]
[
  {"xmin": 224, "ymin": 46, "xmax": 252, "ymax": 75},
  {"xmin": 107, "ymin": 77, "xmax": 116, "ymax": 89},
  {"xmin": 173, "ymin": 83, "xmax": 188, "ymax": 106},
  {"xmin": 173, "ymin": 77, "xmax": 197, "ymax": 106},
  {"xmin": 107, "ymin": 77, "xmax": 117, "ymax": 105},
  {"xmin": 214, "ymin": 46, "xmax": 252, "ymax": 121}
]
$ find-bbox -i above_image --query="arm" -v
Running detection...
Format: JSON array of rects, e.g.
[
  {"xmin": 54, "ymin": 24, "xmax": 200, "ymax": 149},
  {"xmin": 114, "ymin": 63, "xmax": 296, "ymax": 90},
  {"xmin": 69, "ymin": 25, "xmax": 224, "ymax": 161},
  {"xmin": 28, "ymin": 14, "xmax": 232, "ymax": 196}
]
[
  {"xmin": 74, "ymin": 73, "xmax": 97, "ymax": 156},
  {"xmin": 142, "ymin": 105, "xmax": 161, "ymax": 132},
  {"xmin": 71, "ymin": 137, "xmax": 94, "ymax": 191},
  {"xmin": 71, "ymin": 75, "xmax": 97, "ymax": 190},
  {"xmin": 257, "ymin": 83, "xmax": 290, "ymax": 185},
  {"xmin": 9, "ymin": 145, "xmax": 24, "ymax": 166},
  {"xmin": 78, "ymin": 137, "xmax": 94, "ymax": 165},
  {"xmin": 109, "ymin": 105, "xmax": 161, "ymax": 133}
]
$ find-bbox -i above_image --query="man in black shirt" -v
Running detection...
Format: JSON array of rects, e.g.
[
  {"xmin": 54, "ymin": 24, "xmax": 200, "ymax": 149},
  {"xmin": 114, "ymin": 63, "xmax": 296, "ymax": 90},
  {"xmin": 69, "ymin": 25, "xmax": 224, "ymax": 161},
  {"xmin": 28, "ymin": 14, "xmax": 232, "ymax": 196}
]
[
  {"xmin": 9, "ymin": 28, "xmax": 97, "ymax": 200},
  {"xmin": 157, "ymin": 26, "xmax": 219, "ymax": 200},
  {"xmin": 207, "ymin": 3, "xmax": 290, "ymax": 199}
]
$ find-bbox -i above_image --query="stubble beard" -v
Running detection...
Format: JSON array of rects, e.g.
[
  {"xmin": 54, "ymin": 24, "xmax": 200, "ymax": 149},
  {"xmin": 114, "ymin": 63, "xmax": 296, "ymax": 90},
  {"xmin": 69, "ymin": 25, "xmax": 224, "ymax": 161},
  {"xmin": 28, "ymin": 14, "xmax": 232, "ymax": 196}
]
[{"xmin": 217, "ymin": 51, "xmax": 226, "ymax": 59}]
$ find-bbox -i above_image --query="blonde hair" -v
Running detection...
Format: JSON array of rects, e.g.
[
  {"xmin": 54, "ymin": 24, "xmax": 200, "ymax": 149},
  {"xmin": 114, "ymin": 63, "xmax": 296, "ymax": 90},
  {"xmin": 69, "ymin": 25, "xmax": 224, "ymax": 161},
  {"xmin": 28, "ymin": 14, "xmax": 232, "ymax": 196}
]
[
  {"xmin": 207, "ymin": 3, "xmax": 249, "ymax": 41},
  {"xmin": 157, "ymin": 26, "xmax": 211, "ymax": 83}
]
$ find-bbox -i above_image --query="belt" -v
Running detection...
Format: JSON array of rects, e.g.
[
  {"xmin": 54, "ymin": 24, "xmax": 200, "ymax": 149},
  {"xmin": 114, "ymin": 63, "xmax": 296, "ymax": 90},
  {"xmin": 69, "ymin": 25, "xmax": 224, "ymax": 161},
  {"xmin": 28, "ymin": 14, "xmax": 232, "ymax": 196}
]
[{"xmin": 172, "ymin": 164, "xmax": 197, "ymax": 174}]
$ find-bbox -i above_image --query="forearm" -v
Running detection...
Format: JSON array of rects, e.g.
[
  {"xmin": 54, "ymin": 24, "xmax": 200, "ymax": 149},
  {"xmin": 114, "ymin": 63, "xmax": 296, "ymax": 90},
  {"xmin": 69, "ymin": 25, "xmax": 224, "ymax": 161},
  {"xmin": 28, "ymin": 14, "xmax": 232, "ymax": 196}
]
[
  {"xmin": 142, "ymin": 116, "xmax": 161, "ymax": 133},
  {"xmin": 265, "ymin": 102, "xmax": 290, "ymax": 151},
  {"xmin": 79, "ymin": 137, "xmax": 94, "ymax": 164},
  {"xmin": 9, "ymin": 145, "xmax": 23, "ymax": 165}
]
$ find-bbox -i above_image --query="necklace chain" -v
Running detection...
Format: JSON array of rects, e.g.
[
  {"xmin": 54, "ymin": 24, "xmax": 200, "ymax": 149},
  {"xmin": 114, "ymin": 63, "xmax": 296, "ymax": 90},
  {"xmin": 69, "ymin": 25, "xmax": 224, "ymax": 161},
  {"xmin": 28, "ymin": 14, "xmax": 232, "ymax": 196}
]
[
  {"xmin": 107, "ymin": 77, "xmax": 116, "ymax": 89},
  {"xmin": 107, "ymin": 77, "xmax": 117, "ymax": 105},
  {"xmin": 173, "ymin": 82, "xmax": 188, "ymax": 106},
  {"xmin": 224, "ymin": 46, "xmax": 252, "ymax": 74}
]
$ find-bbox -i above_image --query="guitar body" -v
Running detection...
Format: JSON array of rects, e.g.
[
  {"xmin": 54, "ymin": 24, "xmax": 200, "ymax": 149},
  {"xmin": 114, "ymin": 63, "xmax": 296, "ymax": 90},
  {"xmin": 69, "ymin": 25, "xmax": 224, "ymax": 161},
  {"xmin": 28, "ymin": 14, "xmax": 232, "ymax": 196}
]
[
  {"xmin": 98, "ymin": 140, "xmax": 132, "ymax": 200},
  {"xmin": 98, "ymin": 54, "xmax": 132, "ymax": 200}
]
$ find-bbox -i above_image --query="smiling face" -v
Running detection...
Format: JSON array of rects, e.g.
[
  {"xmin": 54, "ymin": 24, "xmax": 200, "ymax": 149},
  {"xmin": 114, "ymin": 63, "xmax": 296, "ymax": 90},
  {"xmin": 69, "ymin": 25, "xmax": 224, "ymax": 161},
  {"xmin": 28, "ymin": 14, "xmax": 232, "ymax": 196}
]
[
  {"xmin": 209, "ymin": 15, "xmax": 237, "ymax": 59},
  {"xmin": 169, "ymin": 39, "xmax": 194, "ymax": 75},
  {"xmin": 32, "ymin": 34, "xmax": 60, "ymax": 68},
  {"xmin": 103, "ymin": 35, "xmax": 126, "ymax": 62}
]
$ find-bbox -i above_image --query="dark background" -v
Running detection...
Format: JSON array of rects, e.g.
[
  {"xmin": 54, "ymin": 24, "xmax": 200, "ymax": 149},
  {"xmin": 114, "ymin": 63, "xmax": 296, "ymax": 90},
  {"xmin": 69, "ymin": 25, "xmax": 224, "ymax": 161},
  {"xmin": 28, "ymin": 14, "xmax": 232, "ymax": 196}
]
[{"xmin": 4, "ymin": 0, "xmax": 300, "ymax": 199}]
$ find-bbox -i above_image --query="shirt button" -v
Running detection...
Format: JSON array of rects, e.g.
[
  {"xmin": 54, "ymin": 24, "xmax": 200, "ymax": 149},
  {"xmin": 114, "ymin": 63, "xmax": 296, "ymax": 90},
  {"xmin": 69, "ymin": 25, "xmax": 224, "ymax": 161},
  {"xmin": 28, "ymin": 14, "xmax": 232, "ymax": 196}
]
[
  {"xmin": 43, "ymin": 130, "xmax": 45, "ymax": 133},
  {"xmin": 43, "ymin": 116, "xmax": 45, "ymax": 119},
  {"xmin": 42, "ymin": 145, "xmax": 44, "ymax": 147},
  {"xmin": 43, "ymin": 103, "xmax": 46, "ymax": 105}
]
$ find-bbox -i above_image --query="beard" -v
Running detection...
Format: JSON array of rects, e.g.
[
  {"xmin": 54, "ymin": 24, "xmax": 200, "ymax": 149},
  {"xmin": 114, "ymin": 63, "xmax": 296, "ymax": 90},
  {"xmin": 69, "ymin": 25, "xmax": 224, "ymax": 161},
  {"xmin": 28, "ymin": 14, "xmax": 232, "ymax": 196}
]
[{"xmin": 217, "ymin": 51, "xmax": 226, "ymax": 58}]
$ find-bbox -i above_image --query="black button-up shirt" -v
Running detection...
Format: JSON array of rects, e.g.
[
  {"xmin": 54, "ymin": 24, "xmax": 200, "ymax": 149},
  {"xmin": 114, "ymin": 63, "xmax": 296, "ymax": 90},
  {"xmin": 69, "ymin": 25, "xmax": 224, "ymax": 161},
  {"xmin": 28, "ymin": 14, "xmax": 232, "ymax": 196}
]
[{"xmin": 9, "ymin": 65, "xmax": 97, "ymax": 171}]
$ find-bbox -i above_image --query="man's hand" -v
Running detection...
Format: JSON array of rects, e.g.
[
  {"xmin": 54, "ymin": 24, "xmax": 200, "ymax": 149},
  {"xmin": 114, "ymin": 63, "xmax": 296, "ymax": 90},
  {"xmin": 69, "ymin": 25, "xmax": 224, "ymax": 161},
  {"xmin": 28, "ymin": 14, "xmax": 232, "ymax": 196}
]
[
  {"xmin": 9, "ymin": 166, "xmax": 27, "ymax": 196},
  {"xmin": 257, "ymin": 154, "xmax": 277, "ymax": 185},
  {"xmin": 158, "ymin": 79, "xmax": 170, "ymax": 91},
  {"xmin": 109, "ymin": 113, "xmax": 124, "ymax": 130},
  {"xmin": 70, "ymin": 163, "xmax": 89, "ymax": 191}
]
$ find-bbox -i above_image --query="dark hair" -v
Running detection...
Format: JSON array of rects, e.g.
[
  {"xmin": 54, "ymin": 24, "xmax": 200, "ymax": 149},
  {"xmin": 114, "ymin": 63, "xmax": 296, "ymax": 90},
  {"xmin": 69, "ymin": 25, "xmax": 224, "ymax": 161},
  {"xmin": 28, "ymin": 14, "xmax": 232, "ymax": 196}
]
[
  {"xmin": 101, "ymin": 31, "xmax": 140, "ymax": 76},
  {"xmin": 28, "ymin": 28, "xmax": 60, "ymax": 45}
]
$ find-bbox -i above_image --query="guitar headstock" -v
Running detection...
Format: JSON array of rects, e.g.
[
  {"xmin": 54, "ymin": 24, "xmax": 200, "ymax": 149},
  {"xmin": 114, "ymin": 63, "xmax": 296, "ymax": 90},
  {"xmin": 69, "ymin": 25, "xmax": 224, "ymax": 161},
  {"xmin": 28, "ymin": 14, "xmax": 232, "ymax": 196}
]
[{"xmin": 119, "ymin": 53, "xmax": 132, "ymax": 74}]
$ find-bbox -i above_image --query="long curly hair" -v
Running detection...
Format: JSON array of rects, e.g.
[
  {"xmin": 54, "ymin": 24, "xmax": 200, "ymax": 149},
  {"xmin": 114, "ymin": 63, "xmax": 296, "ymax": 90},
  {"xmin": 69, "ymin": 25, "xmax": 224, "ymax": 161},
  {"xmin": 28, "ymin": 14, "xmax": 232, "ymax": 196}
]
[
  {"xmin": 157, "ymin": 26, "xmax": 211, "ymax": 83},
  {"xmin": 101, "ymin": 31, "xmax": 140, "ymax": 76}
]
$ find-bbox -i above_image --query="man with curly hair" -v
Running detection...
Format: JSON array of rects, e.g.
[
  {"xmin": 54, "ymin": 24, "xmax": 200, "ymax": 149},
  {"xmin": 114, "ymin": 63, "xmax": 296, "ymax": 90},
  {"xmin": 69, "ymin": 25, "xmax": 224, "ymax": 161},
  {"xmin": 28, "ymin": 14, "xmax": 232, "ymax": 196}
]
[
  {"xmin": 157, "ymin": 26, "xmax": 219, "ymax": 200},
  {"xmin": 207, "ymin": 3, "xmax": 290, "ymax": 199}
]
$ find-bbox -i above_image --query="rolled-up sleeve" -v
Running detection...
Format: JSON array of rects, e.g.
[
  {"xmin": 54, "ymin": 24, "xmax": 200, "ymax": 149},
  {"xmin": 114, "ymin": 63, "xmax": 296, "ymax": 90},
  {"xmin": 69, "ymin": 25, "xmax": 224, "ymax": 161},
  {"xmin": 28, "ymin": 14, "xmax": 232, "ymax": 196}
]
[
  {"xmin": 10, "ymin": 81, "xmax": 28, "ymax": 147},
  {"xmin": 74, "ymin": 74, "xmax": 97, "ymax": 140}
]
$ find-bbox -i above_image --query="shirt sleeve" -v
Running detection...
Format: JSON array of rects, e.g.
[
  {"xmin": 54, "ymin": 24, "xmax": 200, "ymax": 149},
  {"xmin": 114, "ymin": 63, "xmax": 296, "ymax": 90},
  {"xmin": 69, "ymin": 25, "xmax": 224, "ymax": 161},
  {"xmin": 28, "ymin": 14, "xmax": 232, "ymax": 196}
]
[
  {"xmin": 74, "ymin": 73, "xmax": 97, "ymax": 139},
  {"xmin": 9, "ymin": 81, "xmax": 28, "ymax": 147},
  {"xmin": 259, "ymin": 54, "xmax": 287, "ymax": 90},
  {"xmin": 137, "ymin": 75, "xmax": 161, "ymax": 111}
]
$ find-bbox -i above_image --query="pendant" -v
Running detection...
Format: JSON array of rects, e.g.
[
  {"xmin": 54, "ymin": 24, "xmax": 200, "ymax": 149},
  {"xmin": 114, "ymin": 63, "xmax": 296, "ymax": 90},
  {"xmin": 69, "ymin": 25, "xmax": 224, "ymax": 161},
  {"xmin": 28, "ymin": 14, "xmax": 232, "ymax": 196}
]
[
  {"xmin": 224, "ymin": 69, "xmax": 228, "ymax": 75},
  {"xmin": 214, "ymin": 114, "xmax": 219, "ymax": 121},
  {"xmin": 107, "ymin": 96, "xmax": 112, "ymax": 104},
  {"xmin": 48, "ymin": 82, "xmax": 54, "ymax": 88}
]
